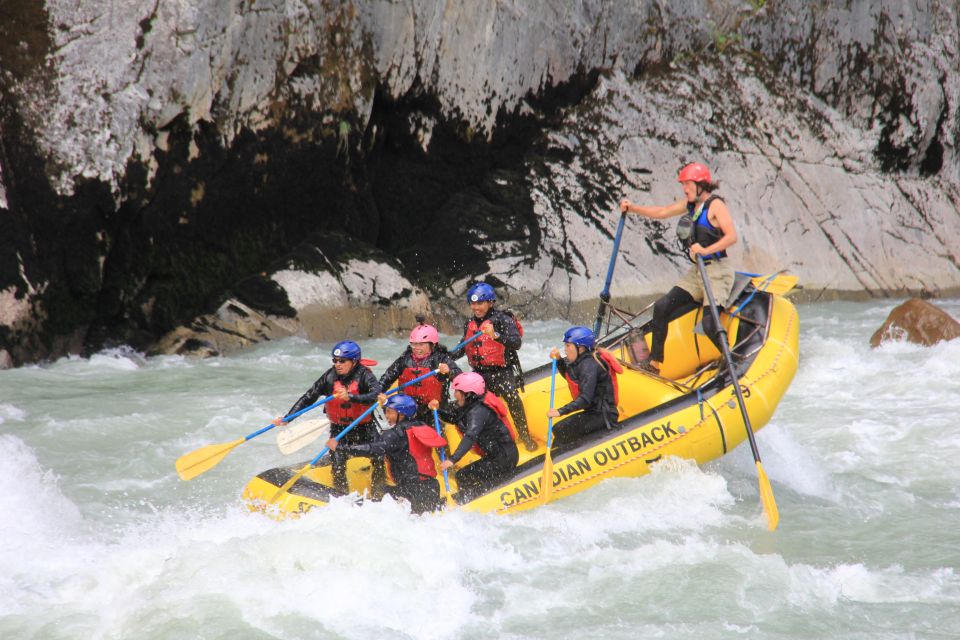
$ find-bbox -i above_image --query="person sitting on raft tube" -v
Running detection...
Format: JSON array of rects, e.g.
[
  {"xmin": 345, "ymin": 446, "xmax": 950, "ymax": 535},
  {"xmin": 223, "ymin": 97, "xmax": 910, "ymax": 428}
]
[
  {"xmin": 547, "ymin": 326, "xmax": 621, "ymax": 448},
  {"xmin": 378, "ymin": 322, "xmax": 462, "ymax": 423},
  {"xmin": 274, "ymin": 340, "xmax": 384, "ymax": 495},
  {"xmin": 619, "ymin": 162, "xmax": 737, "ymax": 375},
  {"xmin": 326, "ymin": 394, "xmax": 448, "ymax": 514},
  {"xmin": 450, "ymin": 282, "xmax": 537, "ymax": 452},
  {"xmin": 436, "ymin": 372, "xmax": 519, "ymax": 503}
]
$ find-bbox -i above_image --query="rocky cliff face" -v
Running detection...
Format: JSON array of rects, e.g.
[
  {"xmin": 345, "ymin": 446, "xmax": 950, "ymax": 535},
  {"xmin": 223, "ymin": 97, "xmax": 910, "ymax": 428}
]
[{"xmin": 1, "ymin": 0, "xmax": 958, "ymax": 366}]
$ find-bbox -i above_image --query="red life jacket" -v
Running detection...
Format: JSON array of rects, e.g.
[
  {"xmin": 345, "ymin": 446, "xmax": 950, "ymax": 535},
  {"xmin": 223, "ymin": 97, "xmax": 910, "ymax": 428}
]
[
  {"xmin": 464, "ymin": 312, "xmax": 523, "ymax": 368},
  {"xmin": 384, "ymin": 425, "xmax": 448, "ymax": 482},
  {"xmin": 455, "ymin": 392, "xmax": 518, "ymax": 456},
  {"xmin": 325, "ymin": 379, "xmax": 372, "ymax": 425},
  {"xmin": 398, "ymin": 362, "xmax": 443, "ymax": 404},
  {"xmin": 564, "ymin": 349, "xmax": 622, "ymax": 406}
]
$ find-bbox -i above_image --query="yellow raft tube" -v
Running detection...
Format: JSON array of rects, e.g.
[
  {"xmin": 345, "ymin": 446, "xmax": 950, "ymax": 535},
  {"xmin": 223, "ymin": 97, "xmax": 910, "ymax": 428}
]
[{"xmin": 243, "ymin": 274, "xmax": 800, "ymax": 517}]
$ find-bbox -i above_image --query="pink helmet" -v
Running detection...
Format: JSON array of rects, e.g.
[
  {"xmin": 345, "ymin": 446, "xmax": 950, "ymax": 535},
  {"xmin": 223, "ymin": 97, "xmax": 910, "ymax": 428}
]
[
  {"xmin": 451, "ymin": 372, "xmax": 486, "ymax": 396},
  {"xmin": 677, "ymin": 163, "xmax": 711, "ymax": 184},
  {"xmin": 409, "ymin": 323, "xmax": 439, "ymax": 344}
]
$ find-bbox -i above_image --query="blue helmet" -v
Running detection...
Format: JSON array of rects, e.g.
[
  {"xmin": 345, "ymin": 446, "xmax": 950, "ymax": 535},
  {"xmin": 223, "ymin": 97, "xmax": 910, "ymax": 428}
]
[
  {"xmin": 331, "ymin": 340, "xmax": 361, "ymax": 361},
  {"xmin": 385, "ymin": 394, "xmax": 418, "ymax": 417},
  {"xmin": 466, "ymin": 282, "xmax": 496, "ymax": 303},
  {"xmin": 563, "ymin": 326, "xmax": 595, "ymax": 349}
]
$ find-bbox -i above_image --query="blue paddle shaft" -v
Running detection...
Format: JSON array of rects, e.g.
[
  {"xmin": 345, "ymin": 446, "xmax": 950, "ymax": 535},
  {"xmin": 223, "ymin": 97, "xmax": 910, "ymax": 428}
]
[
  {"xmin": 433, "ymin": 409, "xmax": 451, "ymax": 492},
  {"xmin": 308, "ymin": 402, "xmax": 379, "ymax": 465},
  {"xmin": 546, "ymin": 358, "xmax": 558, "ymax": 448},
  {"xmin": 594, "ymin": 213, "xmax": 627, "ymax": 334},
  {"xmin": 244, "ymin": 395, "xmax": 334, "ymax": 442}
]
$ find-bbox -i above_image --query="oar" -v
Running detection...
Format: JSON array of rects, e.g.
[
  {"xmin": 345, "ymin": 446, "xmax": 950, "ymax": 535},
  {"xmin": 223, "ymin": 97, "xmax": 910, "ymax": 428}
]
[
  {"xmin": 277, "ymin": 417, "xmax": 330, "ymax": 455},
  {"xmin": 269, "ymin": 402, "xmax": 379, "ymax": 503},
  {"xmin": 448, "ymin": 330, "xmax": 483, "ymax": 358},
  {"xmin": 433, "ymin": 409, "xmax": 451, "ymax": 493},
  {"xmin": 176, "ymin": 395, "xmax": 334, "ymax": 481},
  {"xmin": 276, "ymin": 368, "xmax": 447, "ymax": 454},
  {"xmin": 540, "ymin": 358, "xmax": 559, "ymax": 504},
  {"xmin": 697, "ymin": 255, "xmax": 780, "ymax": 531},
  {"xmin": 593, "ymin": 211, "xmax": 628, "ymax": 335}
]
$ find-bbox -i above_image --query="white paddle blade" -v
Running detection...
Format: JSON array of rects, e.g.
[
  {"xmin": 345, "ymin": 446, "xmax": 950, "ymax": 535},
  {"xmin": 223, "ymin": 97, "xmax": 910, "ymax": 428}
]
[{"xmin": 276, "ymin": 417, "xmax": 331, "ymax": 455}]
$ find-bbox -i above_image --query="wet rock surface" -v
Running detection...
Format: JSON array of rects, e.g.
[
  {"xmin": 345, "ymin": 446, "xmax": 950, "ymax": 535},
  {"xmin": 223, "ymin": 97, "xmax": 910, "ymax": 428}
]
[
  {"xmin": 870, "ymin": 298, "xmax": 960, "ymax": 348},
  {"xmin": 1, "ymin": 0, "xmax": 959, "ymax": 364}
]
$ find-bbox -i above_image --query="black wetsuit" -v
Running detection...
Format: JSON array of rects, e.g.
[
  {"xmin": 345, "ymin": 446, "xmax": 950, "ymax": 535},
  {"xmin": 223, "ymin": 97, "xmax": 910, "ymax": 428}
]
[
  {"xmin": 286, "ymin": 365, "xmax": 384, "ymax": 495},
  {"xmin": 379, "ymin": 345, "xmax": 462, "ymax": 423},
  {"xmin": 451, "ymin": 308, "xmax": 534, "ymax": 449},
  {"xmin": 551, "ymin": 351, "xmax": 618, "ymax": 448},
  {"xmin": 440, "ymin": 396, "xmax": 519, "ymax": 502},
  {"xmin": 339, "ymin": 418, "xmax": 442, "ymax": 514}
]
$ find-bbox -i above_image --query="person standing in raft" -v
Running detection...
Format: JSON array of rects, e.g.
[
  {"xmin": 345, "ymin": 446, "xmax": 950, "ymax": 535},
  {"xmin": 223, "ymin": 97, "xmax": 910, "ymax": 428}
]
[
  {"xmin": 436, "ymin": 372, "xmax": 519, "ymax": 502},
  {"xmin": 547, "ymin": 326, "xmax": 621, "ymax": 448},
  {"xmin": 274, "ymin": 340, "xmax": 384, "ymax": 495},
  {"xmin": 619, "ymin": 162, "xmax": 738, "ymax": 374},
  {"xmin": 378, "ymin": 322, "xmax": 462, "ymax": 423},
  {"xmin": 326, "ymin": 394, "xmax": 447, "ymax": 514},
  {"xmin": 450, "ymin": 282, "xmax": 537, "ymax": 451}
]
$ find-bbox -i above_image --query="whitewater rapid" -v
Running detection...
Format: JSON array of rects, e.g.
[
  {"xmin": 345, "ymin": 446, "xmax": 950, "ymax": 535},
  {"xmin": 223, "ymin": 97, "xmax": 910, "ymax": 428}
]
[{"xmin": 2, "ymin": 301, "xmax": 959, "ymax": 639}]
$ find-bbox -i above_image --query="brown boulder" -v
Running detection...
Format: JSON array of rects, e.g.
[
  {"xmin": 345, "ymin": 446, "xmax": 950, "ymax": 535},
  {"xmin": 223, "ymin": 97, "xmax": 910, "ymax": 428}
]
[{"xmin": 870, "ymin": 299, "xmax": 960, "ymax": 348}]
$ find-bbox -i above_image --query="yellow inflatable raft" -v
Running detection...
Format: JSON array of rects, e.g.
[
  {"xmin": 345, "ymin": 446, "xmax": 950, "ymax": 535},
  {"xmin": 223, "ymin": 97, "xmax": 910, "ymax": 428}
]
[{"xmin": 242, "ymin": 273, "xmax": 799, "ymax": 517}]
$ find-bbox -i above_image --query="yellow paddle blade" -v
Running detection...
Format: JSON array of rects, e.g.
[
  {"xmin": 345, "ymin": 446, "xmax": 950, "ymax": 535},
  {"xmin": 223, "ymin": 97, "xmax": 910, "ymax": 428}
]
[
  {"xmin": 756, "ymin": 461, "xmax": 780, "ymax": 531},
  {"xmin": 751, "ymin": 273, "xmax": 799, "ymax": 297},
  {"xmin": 540, "ymin": 451, "xmax": 554, "ymax": 504},
  {"xmin": 176, "ymin": 438, "xmax": 245, "ymax": 481},
  {"xmin": 269, "ymin": 462, "xmax": 313, "ymax": 503}
]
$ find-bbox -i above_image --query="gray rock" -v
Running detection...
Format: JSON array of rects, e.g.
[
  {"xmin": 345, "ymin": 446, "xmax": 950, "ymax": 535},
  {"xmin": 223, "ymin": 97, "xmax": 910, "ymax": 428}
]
[{"xmin": 2, "ymin": 0, "xmax": 959, "ymax": 366}]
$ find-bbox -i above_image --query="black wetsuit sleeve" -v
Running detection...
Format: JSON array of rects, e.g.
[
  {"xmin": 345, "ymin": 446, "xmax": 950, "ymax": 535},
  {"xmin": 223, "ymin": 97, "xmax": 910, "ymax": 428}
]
[
  {"xmin": 449, "ymin": 405, "xmax": 485, "ymax": 462},
  {"xmin": 349, "ymin": 368, "xmax": 383, "ymax": 404},
  {"xmin": 438, "ymin": 351, "xmax": 463, "ymax": 380},
  {"xmin": 286, "ymin": 370, "xmax": 334, "ymax": 417},
  {"xmin": 436, "ymin": 405, "xmax": 461, "ymax": 424},
  {"xmin": 492, "ymin": 311, "xmax": 522, "ymax": 351},
  {"xmin": 557, "ymin": 359, "xmax": 598, "ymax": 415},
  {"xmin": 340, "ymin": 428, "xmax": 402, "ymax": 457},
  {"xmin": 555, "ymin": 358, "xmax": 568, "ymax": 377},
  {"xmin": 449, "ymin": 435, "xmax": 476, "ymax": 463},
  {"xmin": 379, "ymin": 356, "xmax": 406, "ymax": 390}
]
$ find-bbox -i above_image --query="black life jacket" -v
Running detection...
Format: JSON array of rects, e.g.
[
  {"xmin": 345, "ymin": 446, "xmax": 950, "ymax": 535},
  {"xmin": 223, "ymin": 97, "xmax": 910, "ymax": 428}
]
[{"xmin": 676, "ymin": 194, "xmax": 726, "ymax": 260}]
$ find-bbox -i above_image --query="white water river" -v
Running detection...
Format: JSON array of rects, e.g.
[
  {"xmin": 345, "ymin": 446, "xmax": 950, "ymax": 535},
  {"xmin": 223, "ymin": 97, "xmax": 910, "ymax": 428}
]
[{"xmin": 2, "ymin": 299, "xmax": 959, "ymax": 639}]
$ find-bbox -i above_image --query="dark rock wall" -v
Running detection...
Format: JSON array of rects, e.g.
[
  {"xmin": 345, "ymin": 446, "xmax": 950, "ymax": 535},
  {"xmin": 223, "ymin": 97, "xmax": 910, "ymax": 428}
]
[{"xmin": 1, "ymin": 0, "xmax": 958, "ymax": 367}]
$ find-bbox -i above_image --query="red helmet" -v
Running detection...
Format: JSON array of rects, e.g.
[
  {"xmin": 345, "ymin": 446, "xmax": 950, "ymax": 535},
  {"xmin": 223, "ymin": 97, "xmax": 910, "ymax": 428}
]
[
  {"xmin": 677, "ymin": 163, "xmax": 711, "ymax": 184},
  {"xmin": 451, "ymin": 372, "xmax": 486, "ymax": 396},
  {"xmin": 409, "ymin": 324, "xmax": 439, "ymax": 344}
]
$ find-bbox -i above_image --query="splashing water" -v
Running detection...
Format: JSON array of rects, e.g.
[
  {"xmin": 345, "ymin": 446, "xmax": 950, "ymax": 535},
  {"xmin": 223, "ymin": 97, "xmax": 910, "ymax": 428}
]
[{"xmin": 2, "ymin": 301, "xmax": 959, "ymax": 639}]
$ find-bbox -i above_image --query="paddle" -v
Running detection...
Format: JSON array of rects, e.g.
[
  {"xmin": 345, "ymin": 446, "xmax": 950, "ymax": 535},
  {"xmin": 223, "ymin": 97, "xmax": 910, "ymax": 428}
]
[
  {"xmin": 697, "ymin": 255, "xmax": 780, "ymax": 531},
  {"xmin": 433, "ymin": 409, "xmax": 451, "ymax": 493},
  {"xmin": 176, "ymin": 395, "xmax": 335, "ymax": 481},
  {"xmin": 276, "ymin": 368, "xmax": 448, "ymax": 455},
  {"xmin": 269, "ymin": 402, "xmax": 380, "ymax": 503},
  {"xmin": 277, "ymin": 417, "xmax": 330, "ymax": 455},
  {"xmin": 593, "ymin": 211, "xmax": 628, "ymax": 335},
  {"xmin": 540, "ymin": 357, "xmax": 559, "ymax": 504}
]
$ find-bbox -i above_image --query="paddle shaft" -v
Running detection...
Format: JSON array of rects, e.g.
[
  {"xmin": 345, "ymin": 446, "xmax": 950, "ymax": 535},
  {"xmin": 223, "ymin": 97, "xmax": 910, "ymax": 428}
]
[
  {"xmin": 307, "ymin": 402, "xmax": 379, "ymax": 466},
  {"xmin": 269, "ymin": 395, "xmax": 333, "ymax": 432},
  {"xmin": 433, "ymin": 409, "xmax": 451, "ymax": 492},
  {"xmin": 696, "ymin": 256, "xmax": 762, "ymax": 462},
  {"xmin": 546, "ymin": 358, "xmax": 558, "ymax": 449},
  {"xmin": 540, "ymin": 358, "xmax": 558, "ymax": 503},
  {"xmin": 296, "ymin": 370, "xmax": 443, "ymax": 472},
  {"xmin": 593, "ymin": 212, "xmax": 627, "ymax": 335}
]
